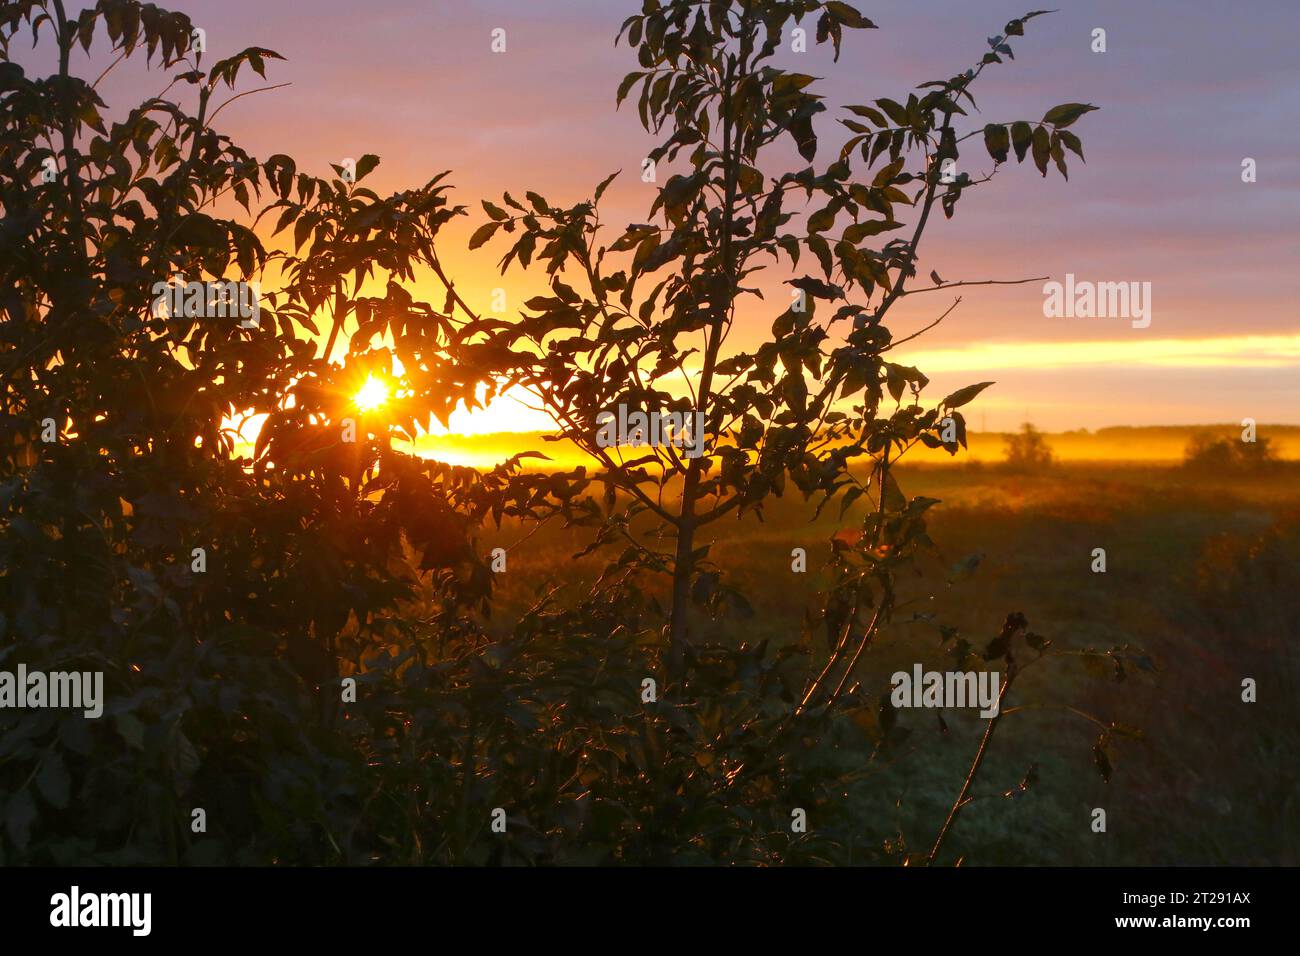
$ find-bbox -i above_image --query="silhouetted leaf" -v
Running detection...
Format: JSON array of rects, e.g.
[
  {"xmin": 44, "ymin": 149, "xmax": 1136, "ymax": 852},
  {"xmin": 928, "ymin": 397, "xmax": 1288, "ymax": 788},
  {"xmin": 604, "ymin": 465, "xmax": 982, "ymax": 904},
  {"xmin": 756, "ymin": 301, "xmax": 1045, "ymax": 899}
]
[
  {"xmin": 983, "ymin": 124, "xmax": 1009, "ymax": 163},
  {"xmin": 1042, "ymin": 103, "xmax": 1098, "ymax": 129},
  {"xmin": 469, "ymin": 221, "xmax": 500, "ymax": 250},
  {"xmin": 941, "ymin": 381, "xmax": 995, "ymax": 409},
  {"xmin": 36, "ymin": 754, "xmax": 71, "ymax": 810}
]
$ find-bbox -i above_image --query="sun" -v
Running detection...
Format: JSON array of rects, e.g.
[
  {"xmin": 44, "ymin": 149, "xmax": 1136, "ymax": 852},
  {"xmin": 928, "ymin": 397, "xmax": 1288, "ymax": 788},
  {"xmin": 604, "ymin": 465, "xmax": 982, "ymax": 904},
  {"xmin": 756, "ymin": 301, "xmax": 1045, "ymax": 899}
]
[{"xmin": 353, "ymin": 375, "xmax": 389, "ymax": 412}]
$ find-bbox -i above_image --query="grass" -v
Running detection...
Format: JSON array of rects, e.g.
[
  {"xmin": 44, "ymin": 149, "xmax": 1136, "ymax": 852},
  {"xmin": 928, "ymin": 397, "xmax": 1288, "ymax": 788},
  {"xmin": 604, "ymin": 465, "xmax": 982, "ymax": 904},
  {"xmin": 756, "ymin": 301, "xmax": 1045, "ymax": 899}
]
[{"xmin": 470, "ymin": 459, "xmax": 1300, "ymax": 864}]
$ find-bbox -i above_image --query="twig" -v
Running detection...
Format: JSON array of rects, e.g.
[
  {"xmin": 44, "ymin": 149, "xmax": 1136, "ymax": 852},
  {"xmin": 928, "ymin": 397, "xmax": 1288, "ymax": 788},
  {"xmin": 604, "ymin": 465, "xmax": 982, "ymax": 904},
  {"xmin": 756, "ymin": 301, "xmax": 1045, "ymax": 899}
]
[
  {"xmin": 898, "ymin": 275, "xmax": 1047, "ymax": 298},
  {"xmin": 928, "ymin": 650, "xmax": 1019, "ymax": 865},
  {"xmin": 208, "ymin": 83, "xmax": 292, "ymax": 124},
  {"xmin": 881, "ymin": 297, "xmax": 962, "ymax": 353}
]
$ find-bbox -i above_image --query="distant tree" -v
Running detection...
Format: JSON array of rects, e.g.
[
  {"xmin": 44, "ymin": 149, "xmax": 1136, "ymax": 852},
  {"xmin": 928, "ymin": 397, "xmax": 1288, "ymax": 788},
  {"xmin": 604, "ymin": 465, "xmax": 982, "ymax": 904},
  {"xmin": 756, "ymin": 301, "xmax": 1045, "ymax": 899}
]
[
  {"xmin": 1184, "ymin": 432, "xmax": 1277, "ymax": 472},
  {"xmin": 1003, "ymin": 422, "xmax": 1054, "ymax": 472}
]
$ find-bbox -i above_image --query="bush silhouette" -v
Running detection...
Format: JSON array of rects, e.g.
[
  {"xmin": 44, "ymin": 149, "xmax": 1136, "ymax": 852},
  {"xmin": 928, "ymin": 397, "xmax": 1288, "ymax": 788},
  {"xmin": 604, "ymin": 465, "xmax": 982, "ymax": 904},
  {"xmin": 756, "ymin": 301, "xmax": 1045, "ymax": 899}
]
[
  {"xmin": 0, "ymin": 0, "xmax": 1135, "ymax": 865},
  {"xmin": 1184, "ymin": 431, "xmax": 1277, "ymax": 473},
  {"xmin": 1003, "ymin": 422, "xmax": 1054, "ymax": 472}
]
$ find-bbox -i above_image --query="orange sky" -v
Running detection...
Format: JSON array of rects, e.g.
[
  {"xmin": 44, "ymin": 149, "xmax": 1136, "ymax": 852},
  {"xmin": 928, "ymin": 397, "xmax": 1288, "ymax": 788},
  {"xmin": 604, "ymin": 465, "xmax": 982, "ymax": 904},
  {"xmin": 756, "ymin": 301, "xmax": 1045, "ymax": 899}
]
[{"xmin": 19, "ymin": 0, "xmax": 1299, "ymax": 436}]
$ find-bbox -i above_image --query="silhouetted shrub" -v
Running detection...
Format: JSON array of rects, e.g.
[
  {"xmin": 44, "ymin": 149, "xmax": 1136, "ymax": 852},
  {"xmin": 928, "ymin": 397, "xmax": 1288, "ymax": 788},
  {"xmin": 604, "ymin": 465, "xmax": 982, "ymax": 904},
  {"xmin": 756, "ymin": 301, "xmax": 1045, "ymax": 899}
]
[
  {"xmin": 1184, "ymin": 432, "xmax": 1277, "ymax": 473},
  {"xmin": 1002, "ymin": 423, "xmax": 1054, "ymax": 472}
]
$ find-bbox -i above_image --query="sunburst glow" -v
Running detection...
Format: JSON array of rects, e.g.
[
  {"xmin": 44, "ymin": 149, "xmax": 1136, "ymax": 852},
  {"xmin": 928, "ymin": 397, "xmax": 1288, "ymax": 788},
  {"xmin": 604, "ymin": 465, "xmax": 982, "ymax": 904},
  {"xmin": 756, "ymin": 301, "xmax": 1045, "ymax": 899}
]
[{"xmin": 354, "ymin": 376, "xmax": 390, "ymax": 412}]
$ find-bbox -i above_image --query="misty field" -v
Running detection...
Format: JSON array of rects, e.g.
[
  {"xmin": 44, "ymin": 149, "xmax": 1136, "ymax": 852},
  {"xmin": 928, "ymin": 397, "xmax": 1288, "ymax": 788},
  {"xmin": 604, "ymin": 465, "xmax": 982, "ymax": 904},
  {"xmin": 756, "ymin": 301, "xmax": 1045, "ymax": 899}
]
[{"xmin": 477, "ymin": 459, "xmax": 1300, "ymax": 865}]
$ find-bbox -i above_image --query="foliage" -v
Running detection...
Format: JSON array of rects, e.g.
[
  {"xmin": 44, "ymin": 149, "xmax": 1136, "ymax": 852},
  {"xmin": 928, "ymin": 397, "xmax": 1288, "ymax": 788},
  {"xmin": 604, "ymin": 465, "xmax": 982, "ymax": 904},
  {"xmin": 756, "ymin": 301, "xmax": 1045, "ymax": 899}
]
[{"xmin": 0, "ymin": 0, "xmax": 1123, "ymax": 865}]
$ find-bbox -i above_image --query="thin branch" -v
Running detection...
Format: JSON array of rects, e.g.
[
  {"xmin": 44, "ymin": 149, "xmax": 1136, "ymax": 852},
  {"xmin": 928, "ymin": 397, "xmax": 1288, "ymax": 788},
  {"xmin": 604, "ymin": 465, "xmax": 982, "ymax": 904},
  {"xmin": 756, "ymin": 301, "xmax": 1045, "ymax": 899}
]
[
  {"xmin": 898, "ymin": 275, "xmax": 1046, "ymax": 298},
  {"xmin": 927, "ymin": 673, "xmax": 1011, "ymax": 865},
  {"xmin": 880, "ymin": 297, "xmax": 961, "ymax": 353},
  {"xmin": 91, "ymin": 46, "xmax": 129, "ymax": 89},
  {"xmin": 208, "ymin": 82, "xmax": 292, "ymax": 124}
]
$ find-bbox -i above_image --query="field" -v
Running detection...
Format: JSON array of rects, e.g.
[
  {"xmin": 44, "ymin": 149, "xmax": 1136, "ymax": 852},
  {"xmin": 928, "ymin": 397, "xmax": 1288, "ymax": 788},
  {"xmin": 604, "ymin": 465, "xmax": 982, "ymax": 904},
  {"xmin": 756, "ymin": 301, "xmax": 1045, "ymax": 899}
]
[{"xmin": 472, "ymin": 452, "xmax": 1300, "ymax": 865}]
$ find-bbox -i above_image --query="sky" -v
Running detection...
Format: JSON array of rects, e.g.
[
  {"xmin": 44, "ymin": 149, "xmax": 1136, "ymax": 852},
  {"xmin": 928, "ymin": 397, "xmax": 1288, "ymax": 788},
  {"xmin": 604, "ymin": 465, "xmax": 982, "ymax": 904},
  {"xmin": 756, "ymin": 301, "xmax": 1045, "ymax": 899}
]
[{"xmin": 18, "ymin": 0, "xmax": 1300, "ymax": 432}]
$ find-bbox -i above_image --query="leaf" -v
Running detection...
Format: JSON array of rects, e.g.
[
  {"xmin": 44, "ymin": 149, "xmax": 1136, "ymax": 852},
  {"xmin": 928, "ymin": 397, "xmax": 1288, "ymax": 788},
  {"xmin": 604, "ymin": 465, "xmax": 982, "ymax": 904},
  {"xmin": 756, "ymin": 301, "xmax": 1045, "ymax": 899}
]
[
  {"xmin": 1042, "ymin": 103, "xmax": 1098, "ymax": 129},
  {"xmin": 691, "ymin": 570, "xmax": 720, "ymax": 605},
  {"xmin": 941, "ymin": 381, "xmax": 995, "ymax": 409},
  {"xmin": 824, "ymin": 1, "xmax": 877, "ymax": 29},
  {"xmin": 510, "ymin": 451, "xmax": 551, "ymax": 469},
  {"xmin": 171, "ymin": 730, "xmax": 201, "ymax": 780},
  {"xmin": 789, "ymin": 276, "xmax": 843, "ymax": 300},
  {"xmin": 1093, "ymin": 740, "xmax": 1113, "ymax": 783},
  {"xmin": 983, "ymin": 124, "xmax": 1009, "ymax": 163},
  {"xmin": 354, "ymin": 154, "xmax": 380, "ymax": 182},
  {"xmin": 807, "ymin": 204, "xmax": 838, "ymax": 234},
  {"xmin": 5, "ymin": 787, "xmax": 37, "ymax": 849},
  {"xmin": 293, "ymin": 211, "xmax": 315, "ymax": 252},
  {"xmin": 616, "ymin": 71, "xmax": 642, "ymax": 107},
  {"xmin": 807, "ymin": 234, "xmax": 833, "ymax": 278},
  {"xmin": 885, "ymin": 363, "xmax": 906, "ymax": 402},
  {"xmin": 1031, "ymin": 125, "xmax": 1051, "ymax": 176},
  {"xmin": 1057, "ymin": 129, "xmax": 1085, "ymax": 162},
  {"xmin": 58, "ymin": 716, "xmax": 94, "ymax": 755},
  {"xmin": 880, "ymin": 468, "xmax": 906, "ymax": 511},
  {"xmin": 845, "ymin": 104, "xmax": 887, "ymax": 127},
  {"xmin": 469, "ymin": 221, "xmax": 500, "ymax": 250},
  {"xmin": 867, "ymin": 131, "xmax": 892, "ymax": 166},
  {"xmin": 876, "ymin": 98, "xmax": 908, "ymax": 126},
  {"xmin": 114, "ymin": 713, "xmax": 146, "ymax": 750},
  {"xmin": 271, "ymin": 203, "xmax": 299, "ymax": 236},
  {"xmin": 36, "ymin": 753, "xmax": 71, "ymax": 809},
  {"xmin": 594, "ymin": 170, "xmax": 620, "ymax": 202},
  {"xmin": 1010, "ymin": 121, "xmax": 1033, "ymax": 163},
  {"xmin": 839, "ymin": 485, "xmax": 865, "ymax": 518},
  {"xmin": 872, "ymin": 156, "xmax": 905, "ymax": 187},
  {"xmin": 481, "ymin": 200, "xmax": 509, "ymax": 221},
  {"xmin": 843, "ymin": 219, "xmax": 902, "ymax": 243},
  {"xmin": 1050, "ymin": 132, "xmax": 1068, "ymax": 179},
  {"xmin": 791, "ymin": 114, "xmax": 818, "ymax": 161},
  {"xmin": 983, "ymin": 633, "xmax": 1009, "ymax": 660}
]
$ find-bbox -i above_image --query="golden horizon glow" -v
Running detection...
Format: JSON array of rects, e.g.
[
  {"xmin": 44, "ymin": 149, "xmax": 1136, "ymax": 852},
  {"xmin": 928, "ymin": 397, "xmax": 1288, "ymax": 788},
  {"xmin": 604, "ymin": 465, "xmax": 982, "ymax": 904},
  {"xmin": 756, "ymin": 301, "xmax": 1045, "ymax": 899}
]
[
  {"xmin": 421, "ymin": 383, "xmax": 556, "ymax": 437},
  {"xmin": 894, "ymin": 334, "xmax": 1300, "ymax": 373},
  {"xmin": 220, "ymin": 333, "xmax": 1300, "ymax": 457}
]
